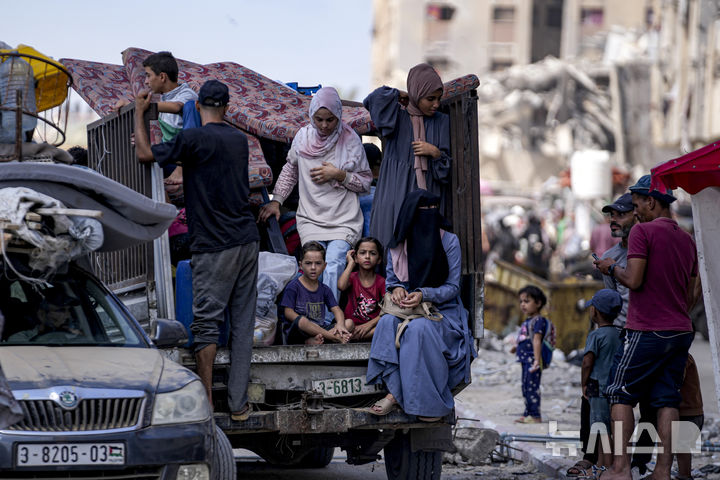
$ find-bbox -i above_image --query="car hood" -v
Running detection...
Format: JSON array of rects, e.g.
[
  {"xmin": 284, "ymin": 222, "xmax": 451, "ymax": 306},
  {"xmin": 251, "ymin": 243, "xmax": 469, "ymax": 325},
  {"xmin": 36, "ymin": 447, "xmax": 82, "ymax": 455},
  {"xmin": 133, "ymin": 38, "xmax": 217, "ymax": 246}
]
[{"xmin": 0, "ymin": 347, "xmax": 177, "ymax": 392}]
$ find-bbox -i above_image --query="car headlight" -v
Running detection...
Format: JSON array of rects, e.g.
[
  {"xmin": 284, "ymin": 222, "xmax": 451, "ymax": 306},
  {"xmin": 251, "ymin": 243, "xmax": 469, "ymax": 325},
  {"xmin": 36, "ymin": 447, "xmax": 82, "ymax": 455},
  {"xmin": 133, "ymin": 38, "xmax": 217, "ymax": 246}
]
[{"xmin": 152, "ymin": 381, "xmax": 211, "ymax": 425}]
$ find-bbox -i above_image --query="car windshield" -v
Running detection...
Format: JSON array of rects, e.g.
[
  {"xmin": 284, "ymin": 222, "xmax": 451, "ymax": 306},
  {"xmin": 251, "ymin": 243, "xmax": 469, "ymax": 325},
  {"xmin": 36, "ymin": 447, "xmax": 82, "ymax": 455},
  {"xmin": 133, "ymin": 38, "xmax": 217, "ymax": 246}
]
[{"xmin": 0, "ymin": 271, "xmax": 146, "ymax": 347}]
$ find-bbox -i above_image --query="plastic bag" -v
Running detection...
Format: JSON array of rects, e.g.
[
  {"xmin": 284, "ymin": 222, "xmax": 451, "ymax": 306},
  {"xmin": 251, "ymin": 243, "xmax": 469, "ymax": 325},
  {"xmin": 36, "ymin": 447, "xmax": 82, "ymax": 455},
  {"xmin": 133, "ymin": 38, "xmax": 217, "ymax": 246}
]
[{"xmin": 253, "ymin": 252, "xmax": 298, "ymax": 346}]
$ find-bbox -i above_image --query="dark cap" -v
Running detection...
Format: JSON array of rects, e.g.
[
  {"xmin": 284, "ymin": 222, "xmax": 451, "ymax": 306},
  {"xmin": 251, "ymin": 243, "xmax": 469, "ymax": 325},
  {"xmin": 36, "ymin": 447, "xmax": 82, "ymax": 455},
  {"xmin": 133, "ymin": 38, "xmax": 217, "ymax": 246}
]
[
  {"xmin": 198, "ymin": 80, "xmax": 229, "ymax": 107},
  {"xmin": 586, "ymin": 289, "xmax": 623, "ymax": 318},
  {"xmin": 602, "ymin": 193, "xmax": 633, "ymax": 214},
  {"xmin": 629, "ymin": 174, "xmax": 676, "ymax": 204}
]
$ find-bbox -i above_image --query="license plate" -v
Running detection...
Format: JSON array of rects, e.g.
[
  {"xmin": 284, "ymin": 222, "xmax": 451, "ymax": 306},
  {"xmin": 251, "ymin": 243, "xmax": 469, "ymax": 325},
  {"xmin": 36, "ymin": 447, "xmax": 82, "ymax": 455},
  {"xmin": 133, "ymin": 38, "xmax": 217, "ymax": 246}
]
[
  {"xmin": 312, "ymin": 375, "xmax": 380, "ymax": 398},
  {"xmin": 16, "ymin": 443, "xmax": 125, "ymax": 467}
]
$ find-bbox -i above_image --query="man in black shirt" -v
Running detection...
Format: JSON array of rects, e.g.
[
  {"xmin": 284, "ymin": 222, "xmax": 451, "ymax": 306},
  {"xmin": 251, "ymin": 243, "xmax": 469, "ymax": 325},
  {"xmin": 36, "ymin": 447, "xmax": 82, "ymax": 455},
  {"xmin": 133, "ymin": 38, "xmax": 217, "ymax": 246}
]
[{"xmin": 135, "ymin": 79, "xmax": 260, "ymax": 421}]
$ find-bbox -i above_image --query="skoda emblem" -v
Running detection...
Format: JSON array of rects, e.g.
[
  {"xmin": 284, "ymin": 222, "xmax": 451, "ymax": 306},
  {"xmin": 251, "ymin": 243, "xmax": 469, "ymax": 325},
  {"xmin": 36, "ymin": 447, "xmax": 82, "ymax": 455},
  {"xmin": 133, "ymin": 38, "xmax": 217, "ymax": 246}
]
[{"xmin": 57, "ymin": 391, "xmax": 79, "ymax": 409}]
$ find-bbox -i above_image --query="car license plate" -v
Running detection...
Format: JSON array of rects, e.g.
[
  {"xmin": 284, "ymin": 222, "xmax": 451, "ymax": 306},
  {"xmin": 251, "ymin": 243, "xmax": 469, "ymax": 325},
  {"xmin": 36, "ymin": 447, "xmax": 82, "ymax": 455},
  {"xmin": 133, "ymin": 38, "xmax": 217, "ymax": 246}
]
[
  {"xmin": 312, "ymin": 375, "xmax": 380, "ymax": 398},
  {"xmin": 16, "ymin": 443, "xmax": 125, "ymax": 467}
]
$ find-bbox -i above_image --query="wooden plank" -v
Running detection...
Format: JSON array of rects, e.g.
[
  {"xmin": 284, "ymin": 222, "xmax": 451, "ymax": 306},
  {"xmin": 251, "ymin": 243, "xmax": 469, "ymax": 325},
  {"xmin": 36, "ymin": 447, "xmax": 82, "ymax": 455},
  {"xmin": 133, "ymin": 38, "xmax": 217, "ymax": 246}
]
[{"xmin": 35, "ymin": 208, "xmax": 103, "ymax": 219}]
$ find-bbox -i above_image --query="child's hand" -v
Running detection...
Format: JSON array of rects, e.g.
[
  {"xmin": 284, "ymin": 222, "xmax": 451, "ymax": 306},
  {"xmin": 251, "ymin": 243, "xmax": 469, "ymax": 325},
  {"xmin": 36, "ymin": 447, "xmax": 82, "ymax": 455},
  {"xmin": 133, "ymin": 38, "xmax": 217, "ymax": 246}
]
[
  {"xmin": 134, "ymin": 90, "xmax": 152, "ymax": 114},
  {"xmin": 352, "ymin": 322, "xmax": 373, "ymax": 340},
  {"xmin": 509, "ymin": 345, "xmax": 517, "ymax": 354},
  {"xmin": 335, "ymin": 325, "xmax": 351, "ymax": 344},
  {"xmin": 529, "ymin": 360, "xmax": 540, "ymax": 372},
  {"xmin": 310, "ymin": 162, "xmax": 344, "ymax": 184},
  {"xmin": 346, "ymin": 249, "xmax": 356, "ymax": 265},
  {"xmin": 582, "ymin": 385, "xmax": 588, "ymax": 400},
  {"xmin": 411, "ymin": 141, "xmax": 441, "ymax": 159}
]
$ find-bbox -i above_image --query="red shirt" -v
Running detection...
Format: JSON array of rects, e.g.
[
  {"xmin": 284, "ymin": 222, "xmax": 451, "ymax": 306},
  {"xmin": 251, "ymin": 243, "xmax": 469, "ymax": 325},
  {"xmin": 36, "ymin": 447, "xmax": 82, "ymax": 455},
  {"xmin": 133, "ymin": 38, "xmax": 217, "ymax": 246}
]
[
  {"xmin": 626, "ymin": 217, "xmax": 698, "ymax": 331},
  {"xmin": 343, "ymin": 272, "xmax": 386, "ymax": 325}
]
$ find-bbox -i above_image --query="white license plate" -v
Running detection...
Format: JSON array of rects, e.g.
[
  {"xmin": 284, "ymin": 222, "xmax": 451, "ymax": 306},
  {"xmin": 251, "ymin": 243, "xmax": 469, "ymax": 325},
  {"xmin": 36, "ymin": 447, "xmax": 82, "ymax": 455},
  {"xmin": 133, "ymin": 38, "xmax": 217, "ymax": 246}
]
[
  {"xmin": 312, "ymin": 375, "xmax": 380, "ymax": 398},
  {"xmin": 16, "ymin": 443, "xmax": 125, "ymax": 467}
]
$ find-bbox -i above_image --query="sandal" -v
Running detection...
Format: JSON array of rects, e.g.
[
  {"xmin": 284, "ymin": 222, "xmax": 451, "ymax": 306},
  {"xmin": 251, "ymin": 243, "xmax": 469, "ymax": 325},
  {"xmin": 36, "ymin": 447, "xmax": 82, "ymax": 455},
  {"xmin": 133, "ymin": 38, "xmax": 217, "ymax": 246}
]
[
  {"xmin": 231, "ymin": 403, "xmax": 251, "ymax": 422},
  {"xmin": 566, "ymin": 459, "xmax": 593, "ymax": 478},
  {"xmin": 366, "ymin": 397, "xmax": 398, "ymax": 416}
]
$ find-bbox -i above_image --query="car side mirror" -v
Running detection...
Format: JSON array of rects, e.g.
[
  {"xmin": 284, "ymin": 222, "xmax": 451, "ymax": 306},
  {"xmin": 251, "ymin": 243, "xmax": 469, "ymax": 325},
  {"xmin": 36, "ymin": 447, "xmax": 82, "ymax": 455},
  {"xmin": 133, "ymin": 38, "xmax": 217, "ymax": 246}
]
[{"xmin": 150, "ymin": 318, "xmax": 189, "ymax": 348}]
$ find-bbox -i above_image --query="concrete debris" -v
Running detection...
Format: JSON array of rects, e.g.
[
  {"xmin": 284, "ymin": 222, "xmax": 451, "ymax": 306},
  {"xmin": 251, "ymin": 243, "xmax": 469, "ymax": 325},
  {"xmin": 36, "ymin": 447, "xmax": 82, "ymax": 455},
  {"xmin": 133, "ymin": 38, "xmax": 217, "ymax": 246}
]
[
  {"xmin": 452, "ymin": 427, "xmax": 500, "ymax": 465},
  {"xmin": 478, "ymin": 56, "xmax": 614, "ymax": 156}
]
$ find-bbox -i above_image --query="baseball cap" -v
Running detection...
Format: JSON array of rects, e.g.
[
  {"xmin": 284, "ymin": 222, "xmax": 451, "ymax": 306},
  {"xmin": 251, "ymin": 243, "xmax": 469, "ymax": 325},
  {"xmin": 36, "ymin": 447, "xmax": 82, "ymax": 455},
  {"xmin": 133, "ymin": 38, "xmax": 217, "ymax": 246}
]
[
  {"xmin": 602, "ymin": 193, "xmax": 633, "ymax": 214},
  {"xmin": 629, "ymin": 174, "xmax": 676, "ymax": 204},
  {"xmin": 586, "ymin": 289, "xmax": 623, "ymax": 317},
  {"xmin": 198, "ymin": 80, "xmax": 229, "ymax": 107}
]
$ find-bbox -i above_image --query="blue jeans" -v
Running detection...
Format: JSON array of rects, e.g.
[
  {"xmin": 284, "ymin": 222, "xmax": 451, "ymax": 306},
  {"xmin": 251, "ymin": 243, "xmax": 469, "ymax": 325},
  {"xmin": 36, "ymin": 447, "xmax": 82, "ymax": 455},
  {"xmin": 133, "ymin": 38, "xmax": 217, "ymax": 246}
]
[{"xmin": 317, "ymin": 239, "xmax": 351, "ymax": 323}]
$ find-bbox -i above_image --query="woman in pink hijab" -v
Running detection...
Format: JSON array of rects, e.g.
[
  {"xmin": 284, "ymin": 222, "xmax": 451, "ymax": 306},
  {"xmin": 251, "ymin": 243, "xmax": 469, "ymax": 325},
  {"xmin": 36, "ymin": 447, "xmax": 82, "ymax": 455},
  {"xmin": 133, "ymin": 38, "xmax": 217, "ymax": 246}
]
[
  {"xmin": 363, "ymin": 64, "xmax": 452, "ymax": 250},
  {"xmin": 260, "ymin": 87, "xmax": 372, "ymax": 322}
]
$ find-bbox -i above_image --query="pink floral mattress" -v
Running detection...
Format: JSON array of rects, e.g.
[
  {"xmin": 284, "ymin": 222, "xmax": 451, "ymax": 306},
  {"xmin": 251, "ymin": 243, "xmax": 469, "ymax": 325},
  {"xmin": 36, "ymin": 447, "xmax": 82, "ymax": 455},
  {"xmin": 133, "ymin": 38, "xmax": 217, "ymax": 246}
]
[{"xmin": 61, "ymin": 48, "xmax": 479, "ymax": 198}]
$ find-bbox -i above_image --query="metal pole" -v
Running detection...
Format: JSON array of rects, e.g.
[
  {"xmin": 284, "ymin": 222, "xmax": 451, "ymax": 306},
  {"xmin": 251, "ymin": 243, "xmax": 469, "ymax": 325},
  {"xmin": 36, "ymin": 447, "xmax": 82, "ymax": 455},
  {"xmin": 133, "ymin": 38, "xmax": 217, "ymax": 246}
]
[{"xmin": 14, "ymin": 89, "xmax": 22, "ymax": 160}]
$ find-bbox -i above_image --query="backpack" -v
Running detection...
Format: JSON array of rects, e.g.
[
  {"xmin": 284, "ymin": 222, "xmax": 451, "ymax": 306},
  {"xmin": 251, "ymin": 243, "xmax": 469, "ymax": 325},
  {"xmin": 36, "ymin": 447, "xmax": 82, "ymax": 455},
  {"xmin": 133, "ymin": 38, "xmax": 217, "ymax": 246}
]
[{"xmin": 532, "ymin": 316, "xmax": 556, "ymax": 368}]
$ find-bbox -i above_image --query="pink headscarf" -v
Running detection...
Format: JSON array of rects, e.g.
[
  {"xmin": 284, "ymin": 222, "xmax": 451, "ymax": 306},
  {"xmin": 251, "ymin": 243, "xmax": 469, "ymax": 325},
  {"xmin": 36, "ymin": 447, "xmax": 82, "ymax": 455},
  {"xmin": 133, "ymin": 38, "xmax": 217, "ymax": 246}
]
[
  {"xmin": 293, "ymin": 87, "xmax": 362, "ymax": 170},
  {"xmin": 405, "ymin": 64, "xmax": 443, "ymax": 190}
]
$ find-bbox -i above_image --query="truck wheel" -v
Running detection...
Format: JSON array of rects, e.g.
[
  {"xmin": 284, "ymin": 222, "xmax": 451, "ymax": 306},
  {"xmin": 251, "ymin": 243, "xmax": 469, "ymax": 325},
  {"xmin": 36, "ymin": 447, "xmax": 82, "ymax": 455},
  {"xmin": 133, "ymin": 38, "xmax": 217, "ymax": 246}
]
[
  {"xmin": 297, "ymin": 446, "xmax": 334, "ymax": 468},
  {"xmin": 211, "ymin": 424, "xmax": 237, "ymax": 480},
  {"xmin": 383, "ymin": 430, "xmax": 442, "ymax": 480}
]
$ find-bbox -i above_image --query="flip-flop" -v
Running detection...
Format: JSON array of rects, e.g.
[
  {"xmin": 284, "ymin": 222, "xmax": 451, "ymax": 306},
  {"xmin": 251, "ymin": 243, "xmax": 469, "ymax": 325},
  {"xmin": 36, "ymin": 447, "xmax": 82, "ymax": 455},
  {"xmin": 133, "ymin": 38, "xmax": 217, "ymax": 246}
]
[
  {"xmin": 231, "ymin": 404, "xmax": 251, "ymax": 421},
  {"xmin": 366, "ymin": 397, "xmax": 398, "ymax": 416}
]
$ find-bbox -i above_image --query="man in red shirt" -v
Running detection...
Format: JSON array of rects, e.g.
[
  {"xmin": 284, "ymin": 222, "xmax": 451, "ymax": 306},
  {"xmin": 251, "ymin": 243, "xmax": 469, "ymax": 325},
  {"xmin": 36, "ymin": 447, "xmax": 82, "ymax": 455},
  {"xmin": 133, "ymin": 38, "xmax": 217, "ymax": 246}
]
[{"xmin": 594, "ymin": 174, "xmax": 698, "ymax": 480}]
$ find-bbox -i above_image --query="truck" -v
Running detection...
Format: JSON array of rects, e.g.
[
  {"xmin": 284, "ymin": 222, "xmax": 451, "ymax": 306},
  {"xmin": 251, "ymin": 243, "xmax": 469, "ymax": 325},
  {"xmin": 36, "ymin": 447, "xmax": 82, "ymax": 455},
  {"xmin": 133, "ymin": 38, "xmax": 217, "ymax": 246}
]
[{"xmin": 58, "ymin": 50, "xmax": 483, "ymax": 479}]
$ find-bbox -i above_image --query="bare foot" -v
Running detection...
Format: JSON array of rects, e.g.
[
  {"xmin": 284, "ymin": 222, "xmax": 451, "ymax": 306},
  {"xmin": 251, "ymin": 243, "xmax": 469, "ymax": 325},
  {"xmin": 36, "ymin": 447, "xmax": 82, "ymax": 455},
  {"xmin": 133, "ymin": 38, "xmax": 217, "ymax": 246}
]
[
  {"xmin": 597, "ymin": 468, "xmax": 632, "ymax": 480},
  {"xmin": 305, "ymin": 334, "xmax": 324, "ymax": 345},
  {"xmin": 370, "ymin": 394, "xmax": 397, "ymax": 415}
]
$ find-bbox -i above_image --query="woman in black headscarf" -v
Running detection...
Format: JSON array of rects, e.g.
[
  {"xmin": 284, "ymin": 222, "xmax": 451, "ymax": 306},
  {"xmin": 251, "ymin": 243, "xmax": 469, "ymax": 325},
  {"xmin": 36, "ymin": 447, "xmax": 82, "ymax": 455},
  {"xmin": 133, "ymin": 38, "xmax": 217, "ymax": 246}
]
[{"xmin": 365, "ymin": 190, "xmax": 476, "ymax": 420}]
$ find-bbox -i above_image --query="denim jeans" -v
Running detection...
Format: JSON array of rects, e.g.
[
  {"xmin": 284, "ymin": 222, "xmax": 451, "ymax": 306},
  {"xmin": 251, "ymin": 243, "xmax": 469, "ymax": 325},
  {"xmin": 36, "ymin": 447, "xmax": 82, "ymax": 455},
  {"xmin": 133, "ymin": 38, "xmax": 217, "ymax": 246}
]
[{"xmin": 317, "ymin": 239, "xmax": 351, "ymax": 323}]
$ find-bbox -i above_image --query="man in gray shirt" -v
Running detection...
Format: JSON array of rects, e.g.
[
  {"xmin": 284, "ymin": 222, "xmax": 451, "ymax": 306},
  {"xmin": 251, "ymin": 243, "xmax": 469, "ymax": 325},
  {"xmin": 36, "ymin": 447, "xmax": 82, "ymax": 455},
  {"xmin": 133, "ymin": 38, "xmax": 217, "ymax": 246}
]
[{"xmin": 599, "ymin": 193, "xmax": 635, "ymax": 327}]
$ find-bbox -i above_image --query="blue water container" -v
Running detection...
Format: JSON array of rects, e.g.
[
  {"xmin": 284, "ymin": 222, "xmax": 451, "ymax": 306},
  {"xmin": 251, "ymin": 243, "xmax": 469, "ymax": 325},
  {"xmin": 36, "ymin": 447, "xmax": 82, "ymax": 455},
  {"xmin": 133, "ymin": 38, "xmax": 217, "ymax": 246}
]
[{"xmin": 175, "ymin": 260, "xmax": 229, "ymax": 348}]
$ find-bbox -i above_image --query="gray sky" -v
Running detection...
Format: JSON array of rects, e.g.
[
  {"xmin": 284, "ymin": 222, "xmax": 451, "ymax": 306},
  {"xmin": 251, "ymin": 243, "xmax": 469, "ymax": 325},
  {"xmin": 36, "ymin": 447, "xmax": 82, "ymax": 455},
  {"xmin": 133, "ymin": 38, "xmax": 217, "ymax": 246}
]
[{"xmin": 3, "ymin": 0, "xmax": 372, "ymax": 101}]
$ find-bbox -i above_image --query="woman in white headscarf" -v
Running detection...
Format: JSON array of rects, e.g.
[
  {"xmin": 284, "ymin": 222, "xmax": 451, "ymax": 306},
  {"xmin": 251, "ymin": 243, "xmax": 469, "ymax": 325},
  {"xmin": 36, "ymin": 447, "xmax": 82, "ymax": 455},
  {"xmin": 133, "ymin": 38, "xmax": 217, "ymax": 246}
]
[{"xmin": 260, "ymin": 87, "xmax": 372, "ymax": 317}]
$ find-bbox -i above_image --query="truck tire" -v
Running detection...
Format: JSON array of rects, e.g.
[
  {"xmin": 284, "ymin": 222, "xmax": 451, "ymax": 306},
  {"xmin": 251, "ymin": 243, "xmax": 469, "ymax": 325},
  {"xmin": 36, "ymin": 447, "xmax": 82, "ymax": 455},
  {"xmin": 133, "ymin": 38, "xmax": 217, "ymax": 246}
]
[
  {"xmin": 211, "ymin": 424, "xmax": 237, "ymax": 480},
  {"xmin": 297, "ymin": 446, "xmax": 334, "ymax": 468},
  {"xmin": 383, "ymin": 430, "xmax": 442, "ymax": 480}
]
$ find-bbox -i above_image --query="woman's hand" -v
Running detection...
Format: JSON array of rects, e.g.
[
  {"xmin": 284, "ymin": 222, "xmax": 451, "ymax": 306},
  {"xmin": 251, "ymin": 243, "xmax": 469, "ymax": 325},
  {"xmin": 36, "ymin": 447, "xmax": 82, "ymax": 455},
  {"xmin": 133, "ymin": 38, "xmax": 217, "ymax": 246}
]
[
  {"xmin": 400, "ymin": 291, "xmax": 423, "ymax": 309},
  {"xmin": 258, "ymin": 200, "xmax": 280, "ymax": 223},
  {"xmin": 310, "ymin": 162, "xmax": 345, "ymax": 184},
  {"xmin": 398, "ymin": 90, "xmax": 409, "ymax": 107},
  {"xmin": 412, "ymin": 141, "xmax": 441, "ymax": 159},
  {"xmin": 390, "ymin": 287, "xmax": 408, "ymax": 306}
]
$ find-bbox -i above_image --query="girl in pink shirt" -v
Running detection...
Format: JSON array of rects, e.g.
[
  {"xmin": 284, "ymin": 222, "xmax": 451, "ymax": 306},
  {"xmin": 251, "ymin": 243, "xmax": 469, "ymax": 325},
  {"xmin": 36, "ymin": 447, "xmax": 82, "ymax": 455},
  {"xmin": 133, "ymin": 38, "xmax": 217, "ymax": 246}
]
[{"xmin": 338, "ymin": 237, "xmax": 386, "ymax": 341}]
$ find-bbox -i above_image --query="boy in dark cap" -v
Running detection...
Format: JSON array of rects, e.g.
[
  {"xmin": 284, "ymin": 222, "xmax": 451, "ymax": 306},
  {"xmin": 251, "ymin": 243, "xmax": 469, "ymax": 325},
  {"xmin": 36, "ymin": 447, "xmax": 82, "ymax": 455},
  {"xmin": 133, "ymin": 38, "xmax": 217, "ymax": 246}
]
[
  {"xmin": 594, "ymin": 174, "xmax": 698, "ymax": 480},
  {"xmin": 582, "ymin": 288, "xmax": 623, "ymax": 471},
  {"xmin": 134, "ymin": 79, "xmax": 260, "ymax": 422}
]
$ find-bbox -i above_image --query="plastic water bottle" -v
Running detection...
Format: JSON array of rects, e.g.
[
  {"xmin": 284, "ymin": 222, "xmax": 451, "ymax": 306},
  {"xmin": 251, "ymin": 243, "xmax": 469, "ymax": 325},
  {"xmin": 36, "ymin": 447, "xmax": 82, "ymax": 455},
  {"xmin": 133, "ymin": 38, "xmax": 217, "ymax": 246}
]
[{"xmin": 0, "ymin": 55, "xmax": 37, "ymax": 143}]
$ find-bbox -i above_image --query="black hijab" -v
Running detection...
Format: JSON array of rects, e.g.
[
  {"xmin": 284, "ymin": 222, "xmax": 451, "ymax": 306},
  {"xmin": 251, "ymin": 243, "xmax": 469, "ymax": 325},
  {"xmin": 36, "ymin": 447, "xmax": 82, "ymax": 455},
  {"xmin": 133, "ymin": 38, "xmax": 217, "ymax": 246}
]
[{"xmin": 388, "ymin": 190, "xmax": 450, "ymax": 290}]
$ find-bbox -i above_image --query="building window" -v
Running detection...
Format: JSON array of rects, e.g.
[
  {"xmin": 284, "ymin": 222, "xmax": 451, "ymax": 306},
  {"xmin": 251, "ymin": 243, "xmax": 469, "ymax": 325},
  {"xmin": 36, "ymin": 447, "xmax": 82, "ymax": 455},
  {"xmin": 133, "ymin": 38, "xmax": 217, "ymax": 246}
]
[
  {"xmin": 580, "ymin": 8, "xmax": 604, "ymax": 36},
  {"xmin": 491, "ymin": 60, "xmax": 513, "ymax": 72},
  {"xmin": 546, "ymin": 6, "xmax": 562, "ymax": 28},
  {"xmin": 492, "ymin": 6, "xmax": 516, "ymax": 43},
  {"xmin": 427, "ymin": 3, "xmax": 455, "ymax": 21}
]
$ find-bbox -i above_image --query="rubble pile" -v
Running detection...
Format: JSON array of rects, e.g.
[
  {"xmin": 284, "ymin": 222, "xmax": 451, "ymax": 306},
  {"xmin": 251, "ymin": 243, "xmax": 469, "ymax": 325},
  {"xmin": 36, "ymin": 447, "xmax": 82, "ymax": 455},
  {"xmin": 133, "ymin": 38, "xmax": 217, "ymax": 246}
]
[{"xmin": 477, "ymin": 56, "xmax": 614, "ymax": 158}]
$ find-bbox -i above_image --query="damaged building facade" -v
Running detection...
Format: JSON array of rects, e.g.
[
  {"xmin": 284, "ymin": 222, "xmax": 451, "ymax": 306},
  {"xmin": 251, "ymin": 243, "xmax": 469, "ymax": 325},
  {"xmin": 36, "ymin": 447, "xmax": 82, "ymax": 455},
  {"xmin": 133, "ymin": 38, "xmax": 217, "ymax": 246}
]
[{"xmin": 371, "ymin": 0, "xmax": 720, "ymax": 191}]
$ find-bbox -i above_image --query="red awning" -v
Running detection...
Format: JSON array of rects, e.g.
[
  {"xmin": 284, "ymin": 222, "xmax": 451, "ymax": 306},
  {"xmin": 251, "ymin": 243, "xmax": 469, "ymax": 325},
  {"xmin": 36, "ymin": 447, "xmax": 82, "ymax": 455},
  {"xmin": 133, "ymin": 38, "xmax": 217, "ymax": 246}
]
[{"xmin": 651, "ymin": 141, "xmax": 720, "ymax": 195}]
